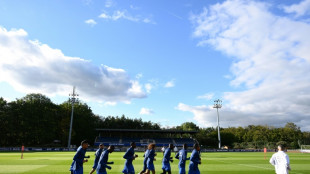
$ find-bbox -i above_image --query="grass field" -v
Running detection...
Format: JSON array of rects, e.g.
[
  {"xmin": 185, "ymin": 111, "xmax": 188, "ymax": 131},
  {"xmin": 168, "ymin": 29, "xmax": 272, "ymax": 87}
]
[{"xmin": 0, "ymin": 151, "xmax": 309, "ymax": 174}]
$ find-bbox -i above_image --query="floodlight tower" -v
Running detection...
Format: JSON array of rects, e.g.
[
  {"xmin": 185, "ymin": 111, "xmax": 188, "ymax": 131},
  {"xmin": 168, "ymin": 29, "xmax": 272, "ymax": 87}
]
[
  {"xmin": 68, "ymin": 86, "xmax": 79, "ymax": 148},
  {"xmin": 213, "ymin": 99, "xmax": 222, "ymax": 149}
]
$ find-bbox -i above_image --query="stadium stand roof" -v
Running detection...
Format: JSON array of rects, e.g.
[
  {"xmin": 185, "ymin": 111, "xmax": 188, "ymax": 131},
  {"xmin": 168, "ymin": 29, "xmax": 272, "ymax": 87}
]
[{"xmin": 95, "ymin": 128, "xmax": 198, "ymax": 134}]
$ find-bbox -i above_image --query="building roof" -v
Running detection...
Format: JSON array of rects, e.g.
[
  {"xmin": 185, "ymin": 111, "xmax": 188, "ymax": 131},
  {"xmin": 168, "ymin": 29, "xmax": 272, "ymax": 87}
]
[{"xmin": 95, "ymin": 128, "xmax": 198, "ymax": 134}]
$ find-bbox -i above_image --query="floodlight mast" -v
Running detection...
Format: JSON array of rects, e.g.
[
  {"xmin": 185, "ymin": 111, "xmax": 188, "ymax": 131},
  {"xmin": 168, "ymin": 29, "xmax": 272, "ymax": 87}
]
[
  {"xmin": 68, "ymin": 86, "xmax": 79, "ymax": 148},
  {"xmin": 213, "ymin": 99, "xmax": 222, "ymax": 149}
]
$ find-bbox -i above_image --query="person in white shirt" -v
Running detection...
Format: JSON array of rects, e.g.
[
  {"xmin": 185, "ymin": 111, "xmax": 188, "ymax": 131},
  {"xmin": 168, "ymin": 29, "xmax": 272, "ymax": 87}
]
[
  {"xmin": 269, "ymin": 145, "xmax": 291, "ymax": 174},
  {"xmin": 161, "ymin": 146, "xmax": 166, "ymax": 155},
  {"xmin": 173, "ymin": 146, "xmax": 178, "ymax": 155}
]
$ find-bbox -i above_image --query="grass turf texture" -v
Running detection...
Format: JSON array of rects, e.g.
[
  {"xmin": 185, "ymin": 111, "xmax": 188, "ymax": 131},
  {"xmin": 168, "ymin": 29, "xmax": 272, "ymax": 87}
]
[{"xmin": 0, "ymin": 151, "xmax": 309, "ymax": 174}]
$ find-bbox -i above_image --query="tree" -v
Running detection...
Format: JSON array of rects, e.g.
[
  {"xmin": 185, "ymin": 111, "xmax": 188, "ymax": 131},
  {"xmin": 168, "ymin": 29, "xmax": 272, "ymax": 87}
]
[
  {"xmin": 0, "ymin": 98, "xmax": 8, "ymax": 146},
  {"xmin": 1, "ymin": 93, "xmax": 309, "ymax": 148},
  {"xmin": 177, "ymin": 122, "xmax": 199, "ymax": 131},
  {"xmin": 302, "ymin": 132, "xmax": 310, "ymax": 145},
  {"xmin": 59, "ymin": 101, "xmax": 102, "ymax": 146},
  {"xmin": 196, "ymin": 127, "xmax": 217, "ymax": 147}
]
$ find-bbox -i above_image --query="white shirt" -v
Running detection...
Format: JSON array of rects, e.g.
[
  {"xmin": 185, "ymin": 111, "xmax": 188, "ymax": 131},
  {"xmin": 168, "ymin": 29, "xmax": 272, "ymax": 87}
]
[
  {"xmin": 174, "ymin": 147, "xmax": 178, "ymax": 152},
  {"xmin": 269, "ymin": 151, "xmax": 290, "ymax": 174}
]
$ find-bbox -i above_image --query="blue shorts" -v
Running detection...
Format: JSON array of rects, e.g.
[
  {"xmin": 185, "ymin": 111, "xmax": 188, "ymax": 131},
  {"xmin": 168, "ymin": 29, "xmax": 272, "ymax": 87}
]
[
  {"xmin": 92, "ymin": 162, "xmax": 98, "ymax": 169},
  {"xmin": 147, "ymin": 163, "xmax": 155, "ymax": 171},
  {"xmin": 96, "ymin": 164, "xmax": 107, "ymax": 174},
  {"xmin": 122, "ymin": 163, "xmax": 135, "ymax": 174},
  {"xmin": 188, "ymin": 169, "xmax": 200, "ymax": 174},
  {"xmin": 69, "ymin": 161, "xmax": 74, "ymax": 171},
  {"xmin": 73, "ymin": 167, "xmax": 83, "ymax": 174},
  {"xmin": 96, "ymin": 171, "xmax": 107, "ymax": 174},
  {"xmin": 179, "ymin": 166, "xmax": 186, "ymax": 174},
  {"xmin": 162, "ymin": 162, "xmax": 171, "ymax": 171},
  {"xmin": 142, "ymin": 162, "xmax": 147, "ymax": 172}
]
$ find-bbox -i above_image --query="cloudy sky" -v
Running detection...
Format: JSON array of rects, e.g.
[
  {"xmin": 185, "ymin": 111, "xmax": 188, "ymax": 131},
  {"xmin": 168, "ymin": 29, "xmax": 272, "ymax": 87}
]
[{"xmin": 1, "ymin": 0, "xmax": 310, "ymax": 131}]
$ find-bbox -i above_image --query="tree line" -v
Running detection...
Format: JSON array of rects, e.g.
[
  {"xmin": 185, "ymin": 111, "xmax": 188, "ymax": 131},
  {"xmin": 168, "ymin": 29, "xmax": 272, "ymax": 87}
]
[
  {"xmin": 0, "ymin": 93, "xmax": 309, "ymax": 148},
  {"xmin": 175, "ymin": 122, "xmax": 310, "ymax": 149},
  {"xmin": 0, "ymin": 93, "xmax": 159, "ymax": 147}
]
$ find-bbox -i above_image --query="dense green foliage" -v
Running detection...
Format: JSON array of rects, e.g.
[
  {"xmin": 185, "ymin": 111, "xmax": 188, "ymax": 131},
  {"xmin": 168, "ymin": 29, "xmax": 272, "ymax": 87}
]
[
  {"xmin": 0, "ymin": 94, "xmax": 309, "ymax": 148},
  {"xmin": 195, "ymin": 123, "xmax": 306, "ymax": 149},
  {"xmin": 175, "ymin": 122, "xmax": 309, "ymax": 149},
  {"xmin": 0, "ymin": 152, "xmax": 310, "ymax": 174},
  {"xmin": 0, "ymin": 94, "xmax": 160, "ymax": 147}
]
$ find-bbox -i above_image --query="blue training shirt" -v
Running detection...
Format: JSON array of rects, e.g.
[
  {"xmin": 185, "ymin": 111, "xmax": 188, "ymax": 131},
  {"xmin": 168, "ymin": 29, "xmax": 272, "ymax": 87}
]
[
  {"xmin": 147, "ymin": 149, "xmax": 155, "ymax": 164},
  {"xmin": 189, "ymin": 149, "xmax": 200, "ymax": 170},
  {"xmin": 175, "ymin": 149, "xmax": 189, "ymax": 167},
  {"xmin": 123, "ymin": 147, "xmax": 135, "ymax": 164},
  {"xmin": 97, "ymin": 149, "xmax": 113, "ymax": 172},
  {"xmin": 72, "ymin": 146, "xmax": 87, "ymax": 170},
  {"xmin": 163, "ymin": 148, "xmax": 172, "ymax": 163},
  {"xmin": 143, "ymin": 149, "xmax": 150, "ymax": 163},
  {"xmin": 94, "ymin": 148, "xmax": 103, "ymax": 165}
]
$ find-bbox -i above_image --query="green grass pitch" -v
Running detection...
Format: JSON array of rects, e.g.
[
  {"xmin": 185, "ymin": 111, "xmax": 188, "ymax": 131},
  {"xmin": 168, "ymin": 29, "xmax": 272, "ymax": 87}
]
[{"xmin": 0, "ymin": 151, "xmax": 309, "ymax": 174}]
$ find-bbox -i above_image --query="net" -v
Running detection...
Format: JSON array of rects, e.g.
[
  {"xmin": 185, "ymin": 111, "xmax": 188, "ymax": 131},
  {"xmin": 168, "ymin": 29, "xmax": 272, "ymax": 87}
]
[{"xmin": 300, "ymin": 145, "xmax": 310, "ymax": 153}]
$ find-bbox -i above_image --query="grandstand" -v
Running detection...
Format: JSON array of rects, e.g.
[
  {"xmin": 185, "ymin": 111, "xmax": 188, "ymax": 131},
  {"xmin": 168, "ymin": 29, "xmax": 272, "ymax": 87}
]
[{"xmin": 94, "ymin": 129, "xmax": 198, "ymax": 150}]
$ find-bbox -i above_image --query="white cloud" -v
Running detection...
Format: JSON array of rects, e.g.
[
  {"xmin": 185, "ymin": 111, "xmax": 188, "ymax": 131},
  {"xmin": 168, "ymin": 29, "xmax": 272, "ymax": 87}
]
[
  {"xmin": 3, "ymin": 97, "xmax": 12, "ymax": 102},
  {"xmin": 197, "ymin": 93, "xmax": 214, "ymax": 100},
  {"xmin": 139, "ymin": 107, "xmax": 154, "ymax": 115},
  {"xmin": 144, "ymin": 79, "xmax": 159, "ymax": 93},
  {"xmin": 0, "ymin": 27, "xmax": 147, "ymax": 103},
  {"xmin": 143, "ymin": 18, "xmax": 156, "ymax": 24},
  {"xmin": 112, "ymin": 10, "xmax": 127, "ymax": 21},
  {"xmin": 176, "ymin": 102, "xmax": 295, "ymax": 129},
  {"xmin": 145, "ymin": 83, "xmax": 153, "ymax": 93},
  {"xmin": 99, "ymin": 10, "xmax": 138, "ymax": 22},
  {"xmin": 176, "ymin": 103, "xmax": 212, "ymax": 127},
  {"xmin": 105, "ymin": 0, "xmax": 115, "ymax": 8},
  {"xmin": 130, "ymin": 5, "xmax": 140, "ymax": 10},
  {"xmin": 98, "ymin": 10, "xmax": 155, "ymax": 24},
  {"xmin": 143, "ymin": 18, "xmax": 151, "ymax": 23},
  {"xmin": 83, "ymin": 0, "xmax": 93, "ymax": 5},
  {"xmin": 164, "ymin": 80, "xmax": 175, "ymax": 88},
  {"xmin": 135, "ymin": 73, "xmax": 143, "ymax": 79},
  {"xmin": 98, "ymin": 13, "xmax": 110, "ymax": 19},
  {"xmin": 189, "ymin": 0, "xmax": 310, "ymax": 131},
  {"xmin": 282, "ymin": 0, "xmax": 310, "ymax": 17},
  {"xmin": 85, "ymin": 19, "xmax": 97, "ymax": 26},
  {"xmin": 104, "ymin": 101, "xmax": 117, "ymax": 106}
]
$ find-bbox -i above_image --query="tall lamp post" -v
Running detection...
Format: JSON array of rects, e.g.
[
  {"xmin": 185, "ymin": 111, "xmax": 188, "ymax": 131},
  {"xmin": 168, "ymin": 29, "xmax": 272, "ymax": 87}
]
[
  {"xmin": 213, "ymin": 99, "xmax": 222, "ymax": 149},
  {"xmin": 68, "ymin": 86, "xmax": 79, "ymax": 148}
]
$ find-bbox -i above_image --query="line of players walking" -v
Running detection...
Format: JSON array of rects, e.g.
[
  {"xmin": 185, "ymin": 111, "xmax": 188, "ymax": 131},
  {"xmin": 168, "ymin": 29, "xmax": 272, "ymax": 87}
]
[{"xmin": 69, "ymin": 140, "xmax": 201, "ymax": 174}]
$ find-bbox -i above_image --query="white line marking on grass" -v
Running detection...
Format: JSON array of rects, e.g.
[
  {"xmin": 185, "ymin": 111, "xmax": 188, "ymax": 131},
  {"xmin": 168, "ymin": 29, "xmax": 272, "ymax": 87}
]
[
  {"xmin": 213, "ymin": 160, "xmax": 304, "ymax": 174},
  {"xmin": 237, "ymin": 163, "xmax": 273, "ymax": 171},
  {"xmin": 213, "ymin": 159, "xmax": 273, "ymax": 171}
]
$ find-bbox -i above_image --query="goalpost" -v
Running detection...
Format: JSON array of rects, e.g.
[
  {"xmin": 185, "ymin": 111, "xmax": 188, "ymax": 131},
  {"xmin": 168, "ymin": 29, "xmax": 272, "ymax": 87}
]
[{"xmin": 300, "ymin": 145, "xmax": 310, "ymax": 153}]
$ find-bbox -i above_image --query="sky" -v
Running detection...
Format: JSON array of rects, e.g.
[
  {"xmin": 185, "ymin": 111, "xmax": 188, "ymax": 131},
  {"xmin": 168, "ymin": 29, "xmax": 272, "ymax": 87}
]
[{"xmin": 0, "ymin": 0, "xmax": 310, "ymax": 131}]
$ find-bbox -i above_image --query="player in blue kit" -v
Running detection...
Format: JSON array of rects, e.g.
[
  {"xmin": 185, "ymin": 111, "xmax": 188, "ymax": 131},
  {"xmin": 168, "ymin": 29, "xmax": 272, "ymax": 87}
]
[
  {"xmin": 122, "ymin": 142, "xmax": 138, "ymax": 174},
  {"xmin": 175, "ymin": 143, "xmax": 190, "ymax": 174},
  {"xmin": 139, "ymin": 147, "xmax": 150, "ymax": 174},
  {"xmin": 161, "ymin": 144, "xmax": 174, "ymax": 174},
  {"xmin": 188, "ymin": 143, "xmax": 201, "ymax": 174},
  {"xmin": 96, "ymin": 145, "xmax": 115, "ymax": 174},
  {"xmin": 143, "ymin": 143, "xmax": 156, "ymax": 174},
  {"xmin": 89, "ymin": 144, "xmax": 104, "ymax": 174},
  {"xmin": 69, "ymin": 140, "xmax": 89, "ymax": 174}
]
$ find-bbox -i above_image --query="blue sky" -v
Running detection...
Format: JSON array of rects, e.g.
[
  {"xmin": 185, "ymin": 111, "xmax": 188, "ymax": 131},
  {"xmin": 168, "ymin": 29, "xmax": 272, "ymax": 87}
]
[{"xmin": 1, "ymin": 0, "xmax": 310, "ymax": 131}]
